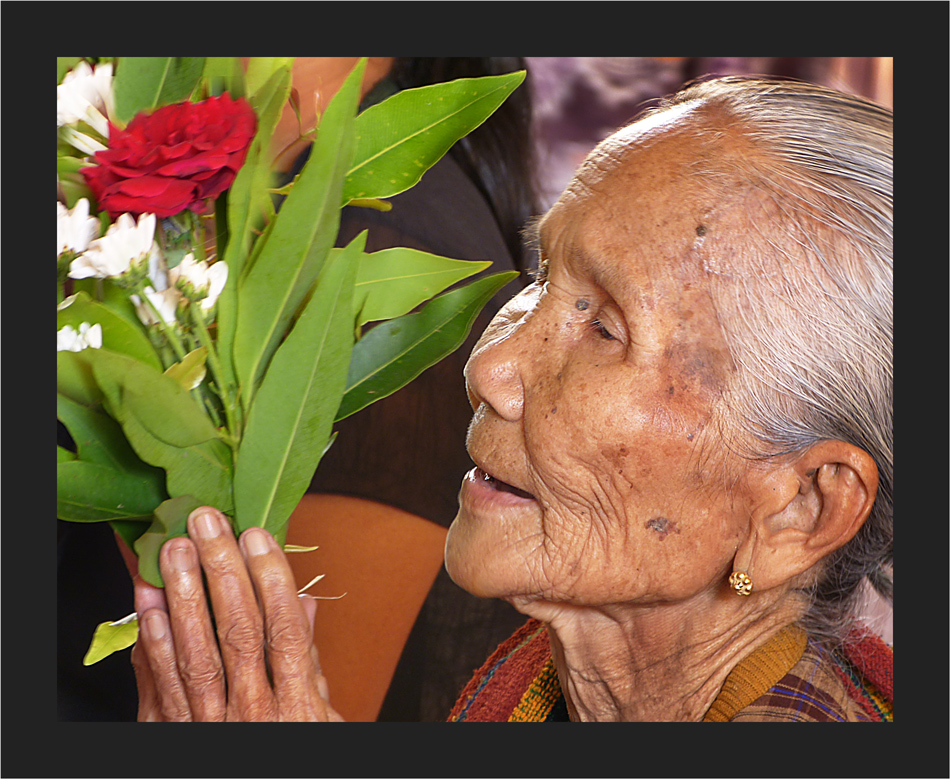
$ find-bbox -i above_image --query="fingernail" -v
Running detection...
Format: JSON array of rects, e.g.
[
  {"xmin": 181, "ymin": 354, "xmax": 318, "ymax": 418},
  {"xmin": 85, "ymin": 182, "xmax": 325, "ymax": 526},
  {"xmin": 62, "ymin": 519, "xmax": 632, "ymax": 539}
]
[
  {"xmin": 244, "ymin": 528, "xmax": 271, "ymax": 556},
  {"xmin": 192, "ymin": 509, "xmax": 221, "ymax": 539},
  {"xmin": 144, "ymin": 611, "xmax": 168, "ymax": 641},
  {"xmin": 169, "ymin": 543, "xmax": 196, "ymax": 572}
]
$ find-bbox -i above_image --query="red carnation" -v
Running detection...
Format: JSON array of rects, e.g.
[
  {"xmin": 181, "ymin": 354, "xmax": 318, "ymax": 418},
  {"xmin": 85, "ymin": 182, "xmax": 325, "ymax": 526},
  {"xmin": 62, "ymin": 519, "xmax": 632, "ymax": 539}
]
[{"xmin": 82, "ymin": 93, "xmax": 257, "ymax": 219}]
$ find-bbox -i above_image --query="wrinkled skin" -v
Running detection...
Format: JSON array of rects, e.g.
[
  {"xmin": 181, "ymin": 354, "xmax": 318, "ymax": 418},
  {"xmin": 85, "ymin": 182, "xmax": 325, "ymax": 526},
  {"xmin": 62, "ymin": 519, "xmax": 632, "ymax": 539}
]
[
  {"xmin": 446, "ymin": 104, "xmax": 753, "ymax": 608},
  {"xmin": 132, "ymin": 508, "xmax": 343, "ymax": 721}
]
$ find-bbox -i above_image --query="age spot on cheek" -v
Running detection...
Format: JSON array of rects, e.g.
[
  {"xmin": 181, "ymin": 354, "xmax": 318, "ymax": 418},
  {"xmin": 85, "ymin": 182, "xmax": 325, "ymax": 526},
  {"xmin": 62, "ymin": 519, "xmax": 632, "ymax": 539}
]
[{"xmin": 645, "ymin": 516, "xmax": 680, "ymax": 540}]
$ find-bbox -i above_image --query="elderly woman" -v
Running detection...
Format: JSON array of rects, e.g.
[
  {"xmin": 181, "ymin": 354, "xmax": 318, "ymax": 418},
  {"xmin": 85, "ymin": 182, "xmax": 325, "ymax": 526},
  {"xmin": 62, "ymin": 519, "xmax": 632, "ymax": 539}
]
[{"xmin": 130, "ymin": 76, "xmax": 892, "ymax": 722}]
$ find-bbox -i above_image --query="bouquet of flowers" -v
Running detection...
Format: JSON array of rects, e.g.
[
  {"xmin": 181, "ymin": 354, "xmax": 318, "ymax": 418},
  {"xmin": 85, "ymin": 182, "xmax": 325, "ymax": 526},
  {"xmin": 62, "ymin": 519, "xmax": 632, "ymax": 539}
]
[{"xmin": 57, "ymin": 57, "xmax": 522, "ymax": 662}]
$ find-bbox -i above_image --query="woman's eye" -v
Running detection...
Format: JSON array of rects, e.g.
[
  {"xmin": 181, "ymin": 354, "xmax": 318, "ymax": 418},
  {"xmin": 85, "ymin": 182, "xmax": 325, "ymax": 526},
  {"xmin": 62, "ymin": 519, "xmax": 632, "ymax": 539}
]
[{"xmin": 590, "ymin": 318, "xmax": 616, "ymax": 341}]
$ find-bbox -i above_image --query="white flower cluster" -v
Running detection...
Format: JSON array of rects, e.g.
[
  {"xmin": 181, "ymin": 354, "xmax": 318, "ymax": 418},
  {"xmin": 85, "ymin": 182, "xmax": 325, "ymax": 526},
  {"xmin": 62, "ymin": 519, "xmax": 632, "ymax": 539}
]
[
  {"xmin": 59, "ymin": 201, "xmax": 228, "ymax": 332},
  {"xmin": 130, "ymin": 252, "xmax": 229, "ymax": 326},
  {"xmin": 57, "ymin": 61, "xmax": 113, "ymax": 138},
  {"xmin": 58, "ymin": 61, "xmax": 227, "ymax": 356},
  {"xmin": 57, "ymin": 199, "xmax": 99, "ymax": 257},
  {"xmin": 57, "ymin": 322, "xmax": 103, "ymax": 352},
  {"xmin": 67, "ymin": 210, "xmax": 157, "ymax": 279}
]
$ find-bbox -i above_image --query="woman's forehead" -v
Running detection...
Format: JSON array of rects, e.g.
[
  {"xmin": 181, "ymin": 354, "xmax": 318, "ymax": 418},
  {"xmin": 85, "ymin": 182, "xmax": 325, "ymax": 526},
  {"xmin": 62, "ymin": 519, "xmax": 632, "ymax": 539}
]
[{"xmin": 537, "ymin": 109, "xmax": 759, "ymax": 290}]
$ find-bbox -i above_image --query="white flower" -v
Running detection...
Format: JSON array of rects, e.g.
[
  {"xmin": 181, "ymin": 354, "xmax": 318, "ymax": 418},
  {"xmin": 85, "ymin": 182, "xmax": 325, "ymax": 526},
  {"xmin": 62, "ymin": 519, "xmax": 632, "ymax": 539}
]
[
  {"xmin": 69, "ymin": 213, "xmax": 158, "ymax": 280},
  {"xmin": 131, "ymin": 286, "xmax": 181, "ymax": 327},
  {"xmin": 146, "ymin": 242, "xmax": 169, "ymax": 292},
  {"xmin": 57, "ymin": 322, "xmax": 103, "ymax": 352},
  {"xmin": 57, "ymin": 61, "xmax": 114, "ymax": 136},
  {"xmin": 169, "ymin": 254, "xmax": 229, "ymax": 310},
  {"xmin": 57, "ymin": 199, "xmax": 100, "ymax": 256}
]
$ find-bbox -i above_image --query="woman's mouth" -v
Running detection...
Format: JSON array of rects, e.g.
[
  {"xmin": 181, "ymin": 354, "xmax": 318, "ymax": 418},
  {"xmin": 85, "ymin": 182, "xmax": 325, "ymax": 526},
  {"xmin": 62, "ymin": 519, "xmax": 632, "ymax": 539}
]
[{"xmin": 466, "ymin": 467, "xmax": 537, "ymax": 502}]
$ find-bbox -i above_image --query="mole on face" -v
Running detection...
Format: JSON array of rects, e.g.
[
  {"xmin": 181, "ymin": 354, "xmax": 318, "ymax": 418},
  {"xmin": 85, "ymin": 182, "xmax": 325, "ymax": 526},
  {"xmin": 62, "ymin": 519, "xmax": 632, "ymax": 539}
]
[
  {"xmin": 575, "ymin": 299, "xmax": 590, "ymax": 311},
  {"xmin": 645, "ymin": 516, "xmax": 680, "ymax": 540}
]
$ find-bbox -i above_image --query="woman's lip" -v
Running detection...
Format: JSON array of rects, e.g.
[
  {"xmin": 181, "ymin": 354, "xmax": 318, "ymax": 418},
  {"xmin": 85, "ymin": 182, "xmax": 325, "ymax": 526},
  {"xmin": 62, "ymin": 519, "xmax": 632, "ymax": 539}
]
[{"xmin": 462, "ymin": 467, "xmax": 538, "ymax": 507}]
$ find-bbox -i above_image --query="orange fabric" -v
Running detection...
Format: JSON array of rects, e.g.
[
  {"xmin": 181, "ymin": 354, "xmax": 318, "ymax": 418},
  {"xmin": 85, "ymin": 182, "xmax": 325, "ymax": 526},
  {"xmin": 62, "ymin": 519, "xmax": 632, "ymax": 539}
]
[{"xmin": 285, "ymin": 493, "xmax": 448, "ymax": 722}]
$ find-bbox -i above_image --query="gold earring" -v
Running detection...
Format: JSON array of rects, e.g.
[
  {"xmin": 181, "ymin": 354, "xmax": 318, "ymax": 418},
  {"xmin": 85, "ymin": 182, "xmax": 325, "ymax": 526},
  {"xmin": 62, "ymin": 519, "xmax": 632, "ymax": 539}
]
[{"xmin": 729, "ymin": 571, "xmax": 753, "ymax": 596}]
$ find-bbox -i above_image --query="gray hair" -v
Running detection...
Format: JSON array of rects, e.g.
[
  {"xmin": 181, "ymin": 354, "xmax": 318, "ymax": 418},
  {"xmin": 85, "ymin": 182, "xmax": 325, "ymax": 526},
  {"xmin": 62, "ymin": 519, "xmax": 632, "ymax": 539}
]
[{"xmin": 655, "ymin": 76, "xmax": 893, "ymax": 646}]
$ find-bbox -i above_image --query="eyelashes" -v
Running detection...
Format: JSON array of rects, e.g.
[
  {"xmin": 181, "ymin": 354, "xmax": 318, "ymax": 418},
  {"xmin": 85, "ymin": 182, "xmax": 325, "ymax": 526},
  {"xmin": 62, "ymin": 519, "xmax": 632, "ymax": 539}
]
[
  {"xmin": 589, "ymin": 318, "xmax": 617, "ymax": 341},
  {"xmin": 529, "ymin": 258, "xmax": 549, "ymax": 284},
  {"xmin": 527, "ymin": 260, "xmax": 620, "ymax": 343}
]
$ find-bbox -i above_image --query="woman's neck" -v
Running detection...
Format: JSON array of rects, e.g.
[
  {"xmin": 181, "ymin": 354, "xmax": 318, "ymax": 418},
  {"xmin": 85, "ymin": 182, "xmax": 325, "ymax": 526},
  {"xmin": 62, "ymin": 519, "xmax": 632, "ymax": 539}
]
[{"xmin": 515, "ymin": 589, "xmax": 804, "ymax": 722}]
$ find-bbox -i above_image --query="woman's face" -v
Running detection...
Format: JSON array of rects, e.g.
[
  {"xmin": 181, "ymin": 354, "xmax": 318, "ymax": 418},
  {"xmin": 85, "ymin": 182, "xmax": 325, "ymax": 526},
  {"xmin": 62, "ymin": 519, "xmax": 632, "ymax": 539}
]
[{"xmin": 445, "ymin": 112, "xmax": 758, "ymax": 608}]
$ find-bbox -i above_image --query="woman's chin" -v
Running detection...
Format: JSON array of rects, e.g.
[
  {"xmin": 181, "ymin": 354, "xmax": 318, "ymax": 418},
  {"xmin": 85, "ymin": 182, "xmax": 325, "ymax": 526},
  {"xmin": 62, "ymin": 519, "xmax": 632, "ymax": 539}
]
[
  {"xmin": 445, "ymin": 512, "xmax": 514, "ymax": 599},
  {"xmin": 444, "ymin": 516, "xmax": 488, "ymax": 596},
  {"xmin": 446, "ymin": 471, "xmax": 545, "ymax": 598}
]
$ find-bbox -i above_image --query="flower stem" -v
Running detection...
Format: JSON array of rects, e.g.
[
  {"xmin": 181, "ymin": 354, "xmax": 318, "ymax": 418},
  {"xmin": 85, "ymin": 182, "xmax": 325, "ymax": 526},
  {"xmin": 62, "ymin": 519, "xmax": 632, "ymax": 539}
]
[
  {"xmin": 136, "ymin": 282, "xmax": 187, "ymax": 363},
  {"xmin": 191, "ymin": 306, "xmax": 241, "ymax": 450}
]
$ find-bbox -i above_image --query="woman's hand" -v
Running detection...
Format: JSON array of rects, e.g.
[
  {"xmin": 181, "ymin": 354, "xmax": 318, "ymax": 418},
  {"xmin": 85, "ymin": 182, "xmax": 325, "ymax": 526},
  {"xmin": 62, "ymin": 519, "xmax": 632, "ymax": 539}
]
[{"xmin": 130, "ymin": 506, "xmax": 343, "ymax": 721}]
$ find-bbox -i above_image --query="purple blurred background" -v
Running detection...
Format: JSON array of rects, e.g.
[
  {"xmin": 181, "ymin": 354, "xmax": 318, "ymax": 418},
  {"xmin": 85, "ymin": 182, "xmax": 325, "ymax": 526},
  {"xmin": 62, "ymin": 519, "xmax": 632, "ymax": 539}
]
[{"xmin": 527, "ymin": 57, "xmax": 893, "ymax": 209}]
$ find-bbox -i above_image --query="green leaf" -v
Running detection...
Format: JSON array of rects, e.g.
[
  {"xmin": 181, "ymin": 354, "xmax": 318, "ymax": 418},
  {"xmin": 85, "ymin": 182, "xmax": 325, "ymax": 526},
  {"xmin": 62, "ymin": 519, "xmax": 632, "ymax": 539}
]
[
  {"xmin": 57, "ymin": 350, "xmax": 102, "ymax": 407},
  {"xmin": 58, "ymin": 57, "xmax": 85, "ymax": 85},
  {"xmin": 70, "ymin": 279, "xmax": 142, "ymax": 332},
  {"xmin": 58, "ymin": 445, "xmax": 77, "ymax": 463},
  {"xmin": 343, "ymin": 71, "xmax": 525, "ymax": 205},
  {"xmin": 202, "ymin": 56, "xmax": 245, "ymax": 98},
  {"xmin": 112, "ymin": 57, "xmax": 207, "ymax": 124},
  {"xmin": 58, "ymin": 291, "xmax": 162, "ymax": 372},
  {"xmin": 110, "ymin": 408, "xmax": 233, "ymax": 513},
  {"xmin": 87, "ymin": 350, "xmax": 232, "ymax": 511},
  {"xmin": 58, "ymin": 389, "xmax": 171, "ymax": 537},
  {"xmin": 337, "ymin": 270, "xmax": 519, "ymax": 421},
  {"xmin": 231, "ymin": 59, "xmax": 363, "ymax": 415},
  {"xmin": 57, "ymin": 459, "xmax": 165, "ymax": 522},
  {"xmin": 214, "ymin": 59, "xmax": 294, "ymax": 393},
  {"xmin": 90, "ymin": 350, "xmax": 221, "ymax": 449},
  {"xmin": 57, "ymin": 153, "xmax": 87, "ymax": 177},
  {"xmin": 164, "ymin": 347, "xmax": 208, "ymax": 391},
  {"xmin": 233, "ymin": 233, "xmax": 360, "ymax": 543},
  {"xmin": 57, "ymin": 392, "xmax": 164, "ymax": 479},
  {"xmin": 83, "ymin": 616, "xmax": 139, "ymax": 666},
  {"xmin": 353, "ymin": 247, "xmax": 491, "ymax": 328},
  {"xmin": 134, "ymin": 495, "xmax": 205, "ymax": 587}
]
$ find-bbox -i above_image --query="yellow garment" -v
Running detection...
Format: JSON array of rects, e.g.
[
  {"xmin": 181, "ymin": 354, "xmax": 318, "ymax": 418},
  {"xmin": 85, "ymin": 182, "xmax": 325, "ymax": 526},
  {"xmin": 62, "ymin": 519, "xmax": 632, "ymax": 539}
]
[
  {"xmin": 703, "ymin": 625, "xmax": 807, "ymax": 722},
  {"xmin": 507, "ymin": 624, "xmax": 807, "ymax": 722}
]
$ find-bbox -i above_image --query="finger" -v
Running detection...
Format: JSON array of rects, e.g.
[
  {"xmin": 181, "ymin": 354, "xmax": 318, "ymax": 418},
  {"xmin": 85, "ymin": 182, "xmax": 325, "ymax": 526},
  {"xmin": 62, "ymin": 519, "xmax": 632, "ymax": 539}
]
[
  {"xmin": 131, "ymin": 577, "xmax": 170, "ymax": 721},
  {"xmin": 241, "ymin": 528, "xmax": 330, "ymax": 719},
  {"xmin": 133, "ymin": 573, "xmax": 167, "ymax": 615},
  {"xmin": 187, "ymin": 508, "xmax": 275, "ymax": 720},
  {"xmin": 297, "ymin": 594, "xmax": 331, "ymax": 702},
  {"xmin": 159, "ymin": 535, "xmax": 227, "ymax": 720},
  {"xmin": 135, "ymin": 608, "xmax": 193, "ymax": 721},
  {"xmin": 130, "ymin": 633, "xmax": 164, "ymax": 721}
]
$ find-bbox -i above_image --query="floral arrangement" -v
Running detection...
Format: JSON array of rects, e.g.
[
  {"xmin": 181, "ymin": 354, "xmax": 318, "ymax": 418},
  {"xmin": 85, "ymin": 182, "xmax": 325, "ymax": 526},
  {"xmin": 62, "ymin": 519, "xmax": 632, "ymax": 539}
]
[{"xmin": 57, "ymin": 57, "xmax": 522, "ymax": 662}]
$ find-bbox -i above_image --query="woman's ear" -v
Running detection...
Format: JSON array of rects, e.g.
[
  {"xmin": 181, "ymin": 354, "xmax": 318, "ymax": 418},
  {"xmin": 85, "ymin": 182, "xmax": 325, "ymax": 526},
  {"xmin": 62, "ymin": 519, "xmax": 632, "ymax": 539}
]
[{"xmin": 735, "ymin": 441, "xmax": 879, "ymax": 593}]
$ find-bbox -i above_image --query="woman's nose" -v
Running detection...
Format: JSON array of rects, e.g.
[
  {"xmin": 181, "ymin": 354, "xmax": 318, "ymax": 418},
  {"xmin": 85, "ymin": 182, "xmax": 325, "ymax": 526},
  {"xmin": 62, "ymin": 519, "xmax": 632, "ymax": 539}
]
[
  {"xmin": 465, "ymin": 341, "xmax": 525, "ymax": 422},
  {"xmin": 463, "ymin": 290, "xmax": 540, "ymax": 422}
]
